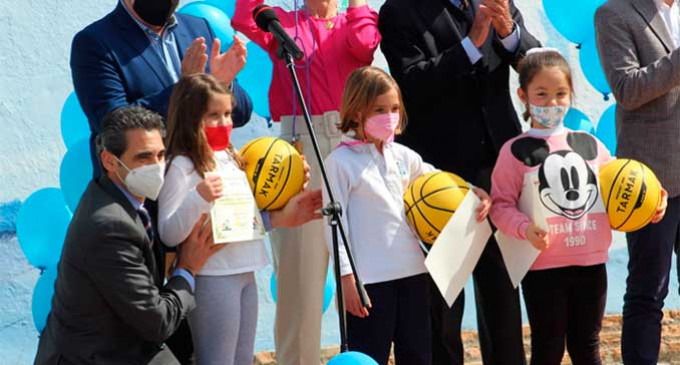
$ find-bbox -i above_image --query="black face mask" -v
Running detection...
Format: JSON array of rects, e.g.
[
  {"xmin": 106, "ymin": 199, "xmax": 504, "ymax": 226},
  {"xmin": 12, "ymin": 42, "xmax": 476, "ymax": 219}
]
[{"xmin": 133, "ymin": 0, "xmax": 179, "ymax": 27}]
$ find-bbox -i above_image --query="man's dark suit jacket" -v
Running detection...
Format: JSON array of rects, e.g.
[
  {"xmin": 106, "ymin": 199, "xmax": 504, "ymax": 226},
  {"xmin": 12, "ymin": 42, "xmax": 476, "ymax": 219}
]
[
  {"xmin": 34, "ymin": 175, "xmax": 195, "ymax": 365},
  {"xmin": 379, "ymin": 0, "xmax": 540, "ymax": 183},
  {"xmin": 70, "ymin": 2, "xmax": 253, "ymax": 173}
]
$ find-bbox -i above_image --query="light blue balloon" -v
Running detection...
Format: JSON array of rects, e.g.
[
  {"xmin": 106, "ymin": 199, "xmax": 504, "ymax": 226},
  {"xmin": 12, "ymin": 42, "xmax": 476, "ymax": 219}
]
[
  {"xmin": 60, "ymin": 92, "xmax": 90, "ymax": 149},
  {"xmin": 564, "ymin": 108, "xmax": 595, "ymax": 134},
  {"xmin": 271, "ymin": 269, "xmax": 336, "ymax": 313},
  {"xmin": 179, "ymin": 2, "xmax": 235, "ymax": 51},
  {"xmin": 240, "ymin": 42, "xmax": 272, "ymax": 119},
  {"xmin": 205, "ymin": 0, "xmax": 236, "ymax": 18},
  {"xmin": 60, "ymin": 138, "xmax": 94, "ymax": 212},
  {"xmin": 596, "ymin": 103, "xmax": 617, "ymax": 155},
  {"xmin": 270, "ymin": 271, "xmax": 277, "ymax": 302},
  {"xmin": 542, "ymin": 0, "xmax": 605, "ymax": 44},
  {"xmin": 328, "ymin": 351, "xmax": 379, "ymax": 365},
  {"xmin": 579, "ymin": 38, "xmax": 611, "ymax": 99},
  {"xmin": 323, "ymin": 269, "xmax": 336, "ymax": 313},
  {"xmin": 17, "ymin": 188, "xmax": 72, "ymax": 269},
  {"xmin": 32, "ymin": 266, "xmax": 58, "ymax": 333}
]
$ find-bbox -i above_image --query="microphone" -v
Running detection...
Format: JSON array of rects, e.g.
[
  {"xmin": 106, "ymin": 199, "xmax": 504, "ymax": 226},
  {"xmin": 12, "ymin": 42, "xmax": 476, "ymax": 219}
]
[{"xmin": 253, "ymin": 5, "xmax": 304, "ymax": 60}]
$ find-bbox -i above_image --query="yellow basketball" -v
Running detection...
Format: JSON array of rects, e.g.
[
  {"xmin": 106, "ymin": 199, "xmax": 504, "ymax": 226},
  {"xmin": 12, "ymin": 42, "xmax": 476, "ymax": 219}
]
[
  {"xmin": 404, "ymin": 171, "xmax": 470, "ymax": 244},
  {"xmin": 239, "ymin": 137, "xmax": 305, "ymax": 210},
  {"xmin": 599, "ymin": 159, "xmax": 661, "ymax": 232}
]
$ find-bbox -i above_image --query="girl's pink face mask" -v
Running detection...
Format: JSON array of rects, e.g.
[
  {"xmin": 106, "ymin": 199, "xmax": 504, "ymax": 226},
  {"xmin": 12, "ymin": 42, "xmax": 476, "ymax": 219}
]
[{"xmin": 364, "ymin": 112, "xmax": 400, "ymax": 143}]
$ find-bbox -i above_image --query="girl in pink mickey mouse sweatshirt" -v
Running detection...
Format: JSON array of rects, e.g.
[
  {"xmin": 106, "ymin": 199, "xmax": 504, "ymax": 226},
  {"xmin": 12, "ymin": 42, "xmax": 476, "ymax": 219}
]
[{"xmin": 489, "ymin": 49, "xmax": 614, "ymax": 365}]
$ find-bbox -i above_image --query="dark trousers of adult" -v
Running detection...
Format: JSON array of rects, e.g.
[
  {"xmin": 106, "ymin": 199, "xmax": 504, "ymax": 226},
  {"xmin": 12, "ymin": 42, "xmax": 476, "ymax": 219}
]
[
  {"xmin": 146, "ymin": 199, "xmax": 195, "ymax": 365},
  {"xmin": 523, "ymin": 264, "xmax": 607, "ymax": 365},
  {"xmin": 165, "ymin": 320, "xmax": 194, "ymax": 364},
  {"xmin": 347, "ymin": 274, "xmax": 431, "ymax": 365},
  {"xmin": 429, "ymin": 167, "xmax": 526, "ymax": 365},
  {"xmin": 429, "ymin": 275, "xmax": 464, "ymax": 365},
  {"xmin": 622, "ymin": 196, "xmax": 680, "ymax": 364}
]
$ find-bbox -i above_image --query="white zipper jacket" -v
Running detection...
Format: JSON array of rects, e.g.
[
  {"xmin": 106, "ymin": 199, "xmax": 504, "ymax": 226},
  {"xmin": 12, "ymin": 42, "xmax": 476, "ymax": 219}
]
[{"xmin": 323, "ymin": 136, "xmax": 435, "ymax": 284}]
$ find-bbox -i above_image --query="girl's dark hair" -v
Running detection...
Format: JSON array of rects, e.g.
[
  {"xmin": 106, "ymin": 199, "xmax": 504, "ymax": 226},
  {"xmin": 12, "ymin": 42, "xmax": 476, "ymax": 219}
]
[
  {"xmin": 165, "ymin": 73, "xmax": 244, "ymax": 177},
  {"xmin": 518, "ymin": 49, "xmax": 574, "ymax": 120}
]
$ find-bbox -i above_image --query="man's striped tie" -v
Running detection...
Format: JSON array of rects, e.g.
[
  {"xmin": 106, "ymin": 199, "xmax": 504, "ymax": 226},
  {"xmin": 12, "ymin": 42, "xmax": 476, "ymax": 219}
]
[{"xmin": 137, "ymin": 206, "xmax": 155, "ymax": 243}]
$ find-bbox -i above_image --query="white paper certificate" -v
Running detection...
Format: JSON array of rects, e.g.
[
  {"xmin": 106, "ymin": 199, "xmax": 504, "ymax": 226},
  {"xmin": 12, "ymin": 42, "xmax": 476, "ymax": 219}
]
[
  {"xmin": 210, "ymin": 171, "xmax": 265, "ymax": 244},
  {"xmin": 496, "ymin": 172, "xmax": 547, "ymax": 288},
  {"xmin": 425, "ymin": 189, "xmax": 492, "ymax": 307}
]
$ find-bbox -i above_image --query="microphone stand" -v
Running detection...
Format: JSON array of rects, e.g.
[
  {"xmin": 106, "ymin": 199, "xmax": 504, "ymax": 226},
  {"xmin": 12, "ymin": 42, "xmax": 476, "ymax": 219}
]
[{"xmin": 279, "ymin": 48, "xmax": 369, "ymax": 352}]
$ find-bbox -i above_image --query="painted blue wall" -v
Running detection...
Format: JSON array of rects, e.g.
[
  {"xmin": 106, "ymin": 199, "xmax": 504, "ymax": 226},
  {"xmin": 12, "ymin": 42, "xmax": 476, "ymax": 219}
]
[{"xmin": 1, "ymin": 0, "xmax": 656, "ymax": 364}]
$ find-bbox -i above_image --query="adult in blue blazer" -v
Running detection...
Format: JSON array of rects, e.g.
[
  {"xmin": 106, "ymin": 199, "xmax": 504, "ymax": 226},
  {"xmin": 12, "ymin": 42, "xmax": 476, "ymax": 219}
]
[
  {"xmin": 71, "ymin": 0, "xmax": 253, "ymax": 176},
  {"xmin": 68, "ymin": 1, "xmax": 252, "ymax": 362}
]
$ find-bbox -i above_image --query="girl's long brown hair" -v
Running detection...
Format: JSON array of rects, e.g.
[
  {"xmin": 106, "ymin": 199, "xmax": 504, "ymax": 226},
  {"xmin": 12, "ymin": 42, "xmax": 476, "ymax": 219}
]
[{"xmin": 165, "ymin": 73, "xmax": 244, "ymax": 177}]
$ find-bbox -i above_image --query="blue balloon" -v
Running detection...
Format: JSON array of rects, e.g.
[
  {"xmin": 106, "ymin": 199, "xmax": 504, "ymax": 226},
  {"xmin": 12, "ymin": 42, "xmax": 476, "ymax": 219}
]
[
  {"xmin": 271, "ymin": 269, "xmax": 336, "ymax": 313},
  {"xmin": 240, "ymin": 42, "xmax": 272, "ymax": 119},
  {"xmin": 32, "ymin": 266, "xmax": 58, "ymax": 333},
  {"xmin": 60, "ymin": 138, "xmax": 94, "ymax": 212},
  {"xmin": 579, "ymin": 38, "xmax": 611, "ymax": 98},
  {"xmin": 178, "ymin": 3, "xmax": 234, "ymax": 51},
  {"xmin": 543, "ymin": 0, "xmax": 606, "ymax": 44},
  {"xmin": 323, "ymin": 269, "xmax": 336, "ymax": 313},
  {"xmin": 270, "ymin": 271, "xmax": 277, "ymax": 302},
  {"xmin": 205, "ymin": 0, "xmax": 236, "ymax": 18},
  {"xmin": 564, "ymin": 108, "xmax": 595, "ymax": 134},
  {"xmin": 17, "ymin": 188, "xmax": 72, "ymax": 269},
  {"xmin": 60, "ymin": 92, "xmax": 90, "ymax": 149},
  {"xmin": 328, "ymin": 351, "xmax": 379, "ymax": 365},
  {"xmin": 596, "ymin": 103, "xmax": 617, "ymax": 155}
]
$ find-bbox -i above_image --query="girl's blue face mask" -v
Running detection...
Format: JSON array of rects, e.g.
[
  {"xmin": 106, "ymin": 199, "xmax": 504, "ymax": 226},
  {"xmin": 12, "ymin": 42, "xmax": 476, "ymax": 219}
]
[{"xmin": 530, "ymin": 104, "xmax": 569, "ymax": 128}]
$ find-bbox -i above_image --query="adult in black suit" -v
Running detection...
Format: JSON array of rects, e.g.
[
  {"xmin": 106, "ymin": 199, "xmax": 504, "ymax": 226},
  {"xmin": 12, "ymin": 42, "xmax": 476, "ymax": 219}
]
[
  {"xmin": 379, "ymin": 0, "xmax": 540, "ymax": 363},
  {"xmin": 34, "ymin": 107, "xmax": 221, "ymax": 365}
]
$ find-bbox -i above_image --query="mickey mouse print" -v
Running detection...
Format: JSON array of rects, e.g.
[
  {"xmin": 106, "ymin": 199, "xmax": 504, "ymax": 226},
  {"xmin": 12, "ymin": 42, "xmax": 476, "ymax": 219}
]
[{"xmin": 492, "ymin": 130, "xmax": 615, "ymax": 270}]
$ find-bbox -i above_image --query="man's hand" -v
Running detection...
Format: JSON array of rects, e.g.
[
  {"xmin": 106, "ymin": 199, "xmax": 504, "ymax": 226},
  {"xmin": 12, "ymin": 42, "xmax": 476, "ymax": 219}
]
[
  {"xmin": 210, "ymin": 36, "xmax": 247, "ymax": 85},
  {"xmin": 270, "ymin": 189, "xmax": 323, "ymax": 228},
  {"xmin": 651, "ymin": 188, "xmax": 669, "ymax": 224},
  {"xmin": 469, "ymin": 5, "xmax": 494, "ymax": 48},
  {"xmin": 181, "ymin": 37, "xmax": 208, "ymax": 76},
  {"xmin": 481, "ymin": 0, "xmax": 514, "ymax": 38},
  {"xmin": 176, "ymin": 215, "xmax": 224, "ymax": 274}
]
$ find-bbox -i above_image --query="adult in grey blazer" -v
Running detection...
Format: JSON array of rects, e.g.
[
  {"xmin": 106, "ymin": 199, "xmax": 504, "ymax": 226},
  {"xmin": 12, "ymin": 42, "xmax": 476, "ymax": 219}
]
[
  {"xmin": 595, "ymin": 1, "xmax": 675, "ymax": 363},
  {"xmin": 34, "ymin": 106, "xmax": 220, "ymax": 365}
]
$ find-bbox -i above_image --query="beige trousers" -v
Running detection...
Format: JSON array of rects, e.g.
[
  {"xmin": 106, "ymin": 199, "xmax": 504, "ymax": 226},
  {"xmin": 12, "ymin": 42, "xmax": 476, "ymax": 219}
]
[{"xmin": 271, "ymin": 112, "xmax": 342, "ymax": 365}]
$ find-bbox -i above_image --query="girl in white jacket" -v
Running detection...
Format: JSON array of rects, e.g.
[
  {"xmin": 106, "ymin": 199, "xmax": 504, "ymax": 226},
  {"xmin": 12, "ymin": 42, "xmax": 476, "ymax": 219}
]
[
  {"xmin": 324, "ymin": 66, "xmax": 491, "ymax": 364},
  {"xmin": 158, "ymin": 74, "xmax": 321, "ymax": 365}
]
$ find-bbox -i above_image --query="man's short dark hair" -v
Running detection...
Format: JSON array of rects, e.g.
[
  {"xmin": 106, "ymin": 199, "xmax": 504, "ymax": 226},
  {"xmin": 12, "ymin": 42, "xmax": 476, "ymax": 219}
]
[{"xmin": 96, "ymin": 106, "xmax": 165, "ymax": 159}]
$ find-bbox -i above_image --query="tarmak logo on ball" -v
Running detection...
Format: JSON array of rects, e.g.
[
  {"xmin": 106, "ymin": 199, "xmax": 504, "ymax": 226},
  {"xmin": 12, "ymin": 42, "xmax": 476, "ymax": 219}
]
[
  {"xmin": 255, "ymin": 153, "xmax": 285, "ymax": 198},
  {"xmin": 614, "ymin": 169, "xmax": 645, "ymax": 214}
]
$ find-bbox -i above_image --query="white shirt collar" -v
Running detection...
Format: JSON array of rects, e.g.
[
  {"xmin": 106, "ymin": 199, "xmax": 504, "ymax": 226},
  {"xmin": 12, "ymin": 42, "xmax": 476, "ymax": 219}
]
[
  {"xmin": 528, "ymin": 124, "xmax": 567, "ymax": 137},
  {"xmin": 657, "ymin": 0, "xmax": 677, "ymax": 10}
]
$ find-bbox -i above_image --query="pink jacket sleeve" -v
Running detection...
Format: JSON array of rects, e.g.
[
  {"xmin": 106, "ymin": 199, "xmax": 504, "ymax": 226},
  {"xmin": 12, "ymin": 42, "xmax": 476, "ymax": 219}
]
[
  {"xmin": 344, "ymin": 5, "xmax": 381, "ymax": 63},
  {"xmin": 232, "ymin": 0, "xmax": 276, "ymax": 52},
  {"xmin": 489, "ymin": 142, "xmax": 532, "ymax": 240}
]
